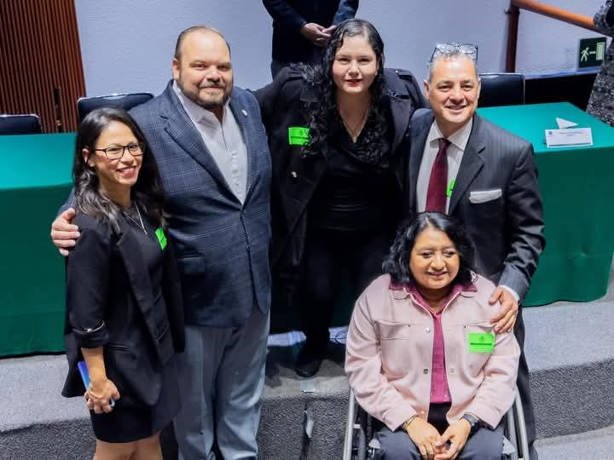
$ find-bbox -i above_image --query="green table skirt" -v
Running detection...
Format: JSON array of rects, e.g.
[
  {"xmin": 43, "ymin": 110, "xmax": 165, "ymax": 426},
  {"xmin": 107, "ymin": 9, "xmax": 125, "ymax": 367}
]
[
  {"xmin": 478, "ymin": 103, "xmax": 614, "ymax": 306},
  {"xmin": 0, "ymin": 184, "xmax": 69, "ymax": 355},
  {"xmin": 523, "ymin": 143, "xmax": 614, "ymax": 305}
]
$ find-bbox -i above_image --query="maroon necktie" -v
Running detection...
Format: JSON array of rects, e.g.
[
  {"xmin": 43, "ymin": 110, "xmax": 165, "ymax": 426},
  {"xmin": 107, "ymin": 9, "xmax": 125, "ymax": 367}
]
[{"xmin": 425, "ymin": 138, "xmax": 450, "ymax": 213}]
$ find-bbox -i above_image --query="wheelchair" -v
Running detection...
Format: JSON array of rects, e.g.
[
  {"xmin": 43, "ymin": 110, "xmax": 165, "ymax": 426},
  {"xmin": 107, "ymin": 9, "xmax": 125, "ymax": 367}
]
[{"xmin": 342, "ymin": 389, "xmax": 529, "ymax": 460}]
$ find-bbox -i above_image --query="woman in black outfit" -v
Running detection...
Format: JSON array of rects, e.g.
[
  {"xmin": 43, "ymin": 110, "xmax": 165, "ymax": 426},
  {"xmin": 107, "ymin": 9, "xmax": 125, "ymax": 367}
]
[
  {"xmin": 257, "ymin": 19, "xmax": 425, "ymax": 377},
  {"xmin": 61, "ymin": 108, "xmax": 184, "ymax": 459}
]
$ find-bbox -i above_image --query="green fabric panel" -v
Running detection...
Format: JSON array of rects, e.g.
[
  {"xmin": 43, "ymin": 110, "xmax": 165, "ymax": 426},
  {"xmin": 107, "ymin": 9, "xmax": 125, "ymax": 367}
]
[
  {"xmin": 0, "ymin": 133, "xmax": 75, "ymax": 189},
  {"xmin": 478, "ymin": 103, "xmax": 614, "ymax": 306},
  {"xmin": 0, "ymin": 134, "xmax": 74, "ymax": 356}
]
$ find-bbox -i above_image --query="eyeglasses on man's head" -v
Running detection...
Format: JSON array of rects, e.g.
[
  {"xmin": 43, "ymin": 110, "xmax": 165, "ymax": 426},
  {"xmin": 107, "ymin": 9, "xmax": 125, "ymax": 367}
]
[{"xmin": 430, "ymin": 43, "xmax": 478, "ymax": 62}]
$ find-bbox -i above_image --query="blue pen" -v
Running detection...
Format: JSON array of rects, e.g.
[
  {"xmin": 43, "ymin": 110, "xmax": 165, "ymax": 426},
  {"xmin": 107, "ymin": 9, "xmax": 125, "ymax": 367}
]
[{"xmin": 78, "ymin": 360, "xmax": 115, "ymax": 407}]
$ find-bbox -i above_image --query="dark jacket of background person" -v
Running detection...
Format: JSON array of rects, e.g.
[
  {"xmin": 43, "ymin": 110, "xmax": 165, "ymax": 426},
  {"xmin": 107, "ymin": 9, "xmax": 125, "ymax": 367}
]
[
  {"xmin": 129, "ymin": 82, "xmax": 272, "ymax": 328},
  {"xmin": 256, "ymin": 67, "xmax": 425, "ymax": 329},
  {"xmin": 587, "ymin": 0, "xmax": 614, "ymax": 126},
  {"xmin": 263, "ymin": 0, "xmax": 359, "ymax": 65},
  {"xmin": 62, "ymin": 215, "xmax": 185, "ymax": 406}
]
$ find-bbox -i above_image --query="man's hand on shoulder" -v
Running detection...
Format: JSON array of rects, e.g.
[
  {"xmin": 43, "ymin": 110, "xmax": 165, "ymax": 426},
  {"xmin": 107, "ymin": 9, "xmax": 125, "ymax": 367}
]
[
  {"xmin": 489, "ymin": 286, "xmax": 519, "ymax": 333},
  {"xmin": 51, "ymin": 207, "xmax": 80, "ymax": 256}
]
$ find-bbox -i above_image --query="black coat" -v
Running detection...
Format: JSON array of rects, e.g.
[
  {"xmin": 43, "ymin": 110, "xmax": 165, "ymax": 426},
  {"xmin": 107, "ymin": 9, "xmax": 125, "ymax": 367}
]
[
  {"xmin": 62, "ymin": 213, "xmax": 184, "ymax": 406},
  {"xmin": 408, "ymin": 110, "xmax": 545, "ymax": 299},
  {"xmin": 256, "ymin": 67, "xmax": 426, "ymax": 314},
  {"xmin": 263, "ymin": 0, "xmax": 359, "ymax": 64}
]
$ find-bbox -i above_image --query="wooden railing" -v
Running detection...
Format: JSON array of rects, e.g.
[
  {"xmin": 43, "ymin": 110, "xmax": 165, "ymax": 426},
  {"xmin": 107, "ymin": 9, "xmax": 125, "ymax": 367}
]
[{"xmin": 506, "ymin": 0, "xmax": 599, "ymax": 72}]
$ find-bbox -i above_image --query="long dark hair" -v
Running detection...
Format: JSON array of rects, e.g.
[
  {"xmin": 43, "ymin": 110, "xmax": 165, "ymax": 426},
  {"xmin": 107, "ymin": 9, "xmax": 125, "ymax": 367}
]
[
  {"xmin": 301, "ymin": 19, "xmax": 390, "ymax": 165},
  {"xmin": 72, "ymin": 107, "xmax": 165, "ymax": 230},
  {"xmin": 383, "ymin": 212, "xmax": 475, "ymax": 286}
]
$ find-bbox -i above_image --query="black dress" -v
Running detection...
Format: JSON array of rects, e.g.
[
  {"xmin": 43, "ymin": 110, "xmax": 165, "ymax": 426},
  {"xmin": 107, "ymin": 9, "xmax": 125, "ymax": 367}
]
[
  {"xmin": 62, "ymin": 210, "xmax": 183, "ymax": 443},
  {"xmin": 299, "ymin": 113, "xmax": 402, "ymax": 352}
]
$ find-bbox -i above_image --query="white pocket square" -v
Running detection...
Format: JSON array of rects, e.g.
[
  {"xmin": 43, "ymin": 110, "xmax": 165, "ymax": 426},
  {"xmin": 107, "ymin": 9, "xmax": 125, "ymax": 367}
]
[{"xmin": 469, "ymin": 189, "xmax": 502, "ymax": 204}]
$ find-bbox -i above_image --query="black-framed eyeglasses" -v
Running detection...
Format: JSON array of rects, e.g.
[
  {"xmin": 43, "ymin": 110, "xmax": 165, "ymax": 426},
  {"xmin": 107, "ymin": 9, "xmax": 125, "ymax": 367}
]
[
  {"xmin": 430, "ymin": 43, "xmax": 478, "ymax": 62},
  {"xmin": 94, "ymin": 142, "xmax": 145, "ymax": 161}
]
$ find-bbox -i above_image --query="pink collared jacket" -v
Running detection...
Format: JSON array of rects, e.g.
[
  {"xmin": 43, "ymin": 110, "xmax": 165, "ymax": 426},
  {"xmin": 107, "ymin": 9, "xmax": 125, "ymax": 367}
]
[{"xmin": 345, "ymin": 273, "xmax": 520, "ymax": 431}]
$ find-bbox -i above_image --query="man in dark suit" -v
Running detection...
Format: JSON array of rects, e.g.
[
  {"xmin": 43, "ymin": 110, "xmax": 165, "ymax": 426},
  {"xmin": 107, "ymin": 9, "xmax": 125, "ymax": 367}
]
[
  {"xmin": 262, "ymin": 0, "xmax": 358, "ymax": 77},
  {"xmin": 407, "ymin": 43, "xmax": 545, "ymax": 455},
  {"xmin": 52, "ymin": 26, "xmax": 271, "ymax": 459}
]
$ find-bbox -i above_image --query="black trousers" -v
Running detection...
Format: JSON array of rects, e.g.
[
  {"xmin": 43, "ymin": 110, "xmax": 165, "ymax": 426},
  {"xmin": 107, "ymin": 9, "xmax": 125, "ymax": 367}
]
[{"xmin": 300, "ymin": 227, "xmax": 391, "ymax": 353}]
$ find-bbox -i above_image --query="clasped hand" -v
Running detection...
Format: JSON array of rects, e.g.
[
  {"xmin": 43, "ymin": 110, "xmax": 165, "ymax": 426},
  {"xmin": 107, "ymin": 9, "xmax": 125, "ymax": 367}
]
[
  {"xmin": 84, "ymin": 378, "xmax": 120, "ymax": 414},
  {"xmin": 406, "ymin": 418, "xmax": 471, "ymax": 459},
  {"xmin": 300, "ymin": 23, "xmax": 335, "ymax": 47}
]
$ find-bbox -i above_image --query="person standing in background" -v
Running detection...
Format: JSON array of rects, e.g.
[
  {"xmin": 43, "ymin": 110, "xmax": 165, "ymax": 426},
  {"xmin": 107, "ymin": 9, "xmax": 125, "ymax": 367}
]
[
  {"xmin": 262, "ymin": 0, "xmax": 358, "ymax": 77},
  {"xmin": 587, "ymin": 1, "xmax": 614, "ymax": 126}
]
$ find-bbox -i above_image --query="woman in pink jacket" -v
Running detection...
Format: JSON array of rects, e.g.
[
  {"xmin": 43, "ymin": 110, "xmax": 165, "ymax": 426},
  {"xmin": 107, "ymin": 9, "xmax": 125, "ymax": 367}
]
[{"xmin": 345, "ymin": 212, "xmax": 520, "ymax": 460}]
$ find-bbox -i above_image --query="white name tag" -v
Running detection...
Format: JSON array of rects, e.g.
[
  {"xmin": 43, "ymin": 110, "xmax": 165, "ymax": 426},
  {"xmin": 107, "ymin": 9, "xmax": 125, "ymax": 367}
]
[{"xmin": 545, "ymin": 128, "xmax": 593, "ymax": 148}]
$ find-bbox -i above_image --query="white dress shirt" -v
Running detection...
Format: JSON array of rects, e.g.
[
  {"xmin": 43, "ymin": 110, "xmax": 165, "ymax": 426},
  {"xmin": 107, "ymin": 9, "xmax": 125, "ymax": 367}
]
[{"xmin": 416, "ymin": 119, "xmax": 473, "ymax": 213}]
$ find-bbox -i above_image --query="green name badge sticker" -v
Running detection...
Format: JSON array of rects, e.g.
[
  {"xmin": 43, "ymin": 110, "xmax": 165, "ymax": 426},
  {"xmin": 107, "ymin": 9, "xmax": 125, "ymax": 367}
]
[
  {"xmin": 446, "ymin": 179, "xmax": 455, "ymax": 198},
  {"xmin": 155, "ymin": 227, "xmax": 167, "ymax": 251},
  {"xmin": 468, "ymin": 332, "xmax": 495, "ymax": 353},
  {"xmin": 288, "ymin": 126, "xmax": 310, "ymax": 146}
]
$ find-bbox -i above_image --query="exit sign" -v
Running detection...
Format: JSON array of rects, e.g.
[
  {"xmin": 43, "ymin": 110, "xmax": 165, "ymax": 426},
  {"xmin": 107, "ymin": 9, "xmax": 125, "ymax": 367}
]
[{"xmin": 579, "ymin": 37, "xmax": 607, "ymax": 68}]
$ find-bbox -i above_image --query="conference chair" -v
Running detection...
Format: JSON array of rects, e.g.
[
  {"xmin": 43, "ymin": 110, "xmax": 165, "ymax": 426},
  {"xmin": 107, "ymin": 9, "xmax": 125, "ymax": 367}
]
[
  {"xmin": 478, "ymin": 73, "xmax": 525, "ymax": 107},
  {"xmin": 343, "ymin": 389, "xmax": 530, "ymax": 460},
  {"xmin": 0, "ymin": 114, "xmax": 43, "ymax": 135},
  {"xmin": 77, "ymin": 92, "xmax": 154, "ymax": 122}
]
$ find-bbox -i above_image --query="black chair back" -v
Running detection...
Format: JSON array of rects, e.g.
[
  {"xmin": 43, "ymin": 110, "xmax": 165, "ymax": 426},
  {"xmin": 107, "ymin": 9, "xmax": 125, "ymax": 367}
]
[
  {"xmin": 0, "ymin": 114, "xmax": 43, "ymax": 135},
  {"xmin": 77, "ymin": 92, "xmax": 154, "ymax": 122},
  {"xmin": 478, "ymin": 73, "xmax": 525, "ymax": 107}
]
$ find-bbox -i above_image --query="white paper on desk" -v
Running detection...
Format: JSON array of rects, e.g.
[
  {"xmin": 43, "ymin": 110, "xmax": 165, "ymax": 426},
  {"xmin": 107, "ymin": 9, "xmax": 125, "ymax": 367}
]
[
  {"xmin": 545, "ymin": 128, "xmax": 593, "ymax": 147},
  {"xmin": 555, "ymin": 117, "xmax": 578, "ymax": 129}
]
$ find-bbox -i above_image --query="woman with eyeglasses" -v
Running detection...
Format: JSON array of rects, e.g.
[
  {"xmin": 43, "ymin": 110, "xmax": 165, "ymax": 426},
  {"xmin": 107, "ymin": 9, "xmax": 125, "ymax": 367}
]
[
  {"xmin": 256, "ymin": 18, "xmax": 426, "ymax": 377},
  {"xmin": 346, "ymin": 213, "xmax": 520, "ymax": 459},
  {"xmin": 61, "ymin": 107, "xmax": 184, "ymax": 459}
]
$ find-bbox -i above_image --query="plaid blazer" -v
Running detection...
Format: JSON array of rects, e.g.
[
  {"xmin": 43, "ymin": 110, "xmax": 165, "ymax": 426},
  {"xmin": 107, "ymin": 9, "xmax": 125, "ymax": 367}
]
[{"xmin": 130, "ymin": 82, "xmax": 271, "ymax": 327}]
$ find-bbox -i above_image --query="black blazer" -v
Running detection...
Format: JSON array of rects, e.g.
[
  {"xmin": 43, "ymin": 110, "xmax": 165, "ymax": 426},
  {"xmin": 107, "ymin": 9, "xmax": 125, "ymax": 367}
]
[
  {"xmin": 263, "ymin": 0, "xmax": 359, "ymax": 63},
  {"xmin": 257, "ymin": 67, "xmax": 425, "ymax": 270},
  {"xmin": 62, "ymin": 213, "xmax": 184, "ymax": 406},
  {"xmin": 408, "ymin": 110, "xmax": 545, "ymax": 299}
]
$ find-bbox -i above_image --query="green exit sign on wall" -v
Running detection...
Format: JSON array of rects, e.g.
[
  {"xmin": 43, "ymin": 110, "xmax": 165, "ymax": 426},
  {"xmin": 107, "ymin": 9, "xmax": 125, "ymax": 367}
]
[{"xmin": 579, "ymin": 37, "xmax": 607, "ymax": 68}]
